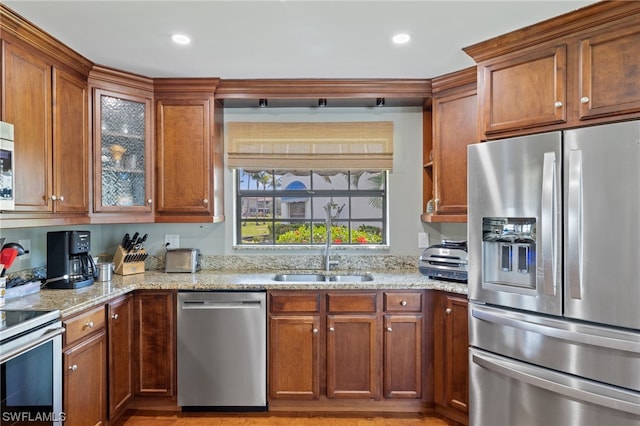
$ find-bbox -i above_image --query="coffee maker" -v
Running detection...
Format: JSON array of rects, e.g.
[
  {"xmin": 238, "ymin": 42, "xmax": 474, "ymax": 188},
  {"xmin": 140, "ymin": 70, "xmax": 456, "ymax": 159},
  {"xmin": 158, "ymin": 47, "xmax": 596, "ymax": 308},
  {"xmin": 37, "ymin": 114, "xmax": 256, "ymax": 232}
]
[{"xmin": 46, "ymin": 230, "xmax": 98, "ymax": 289}]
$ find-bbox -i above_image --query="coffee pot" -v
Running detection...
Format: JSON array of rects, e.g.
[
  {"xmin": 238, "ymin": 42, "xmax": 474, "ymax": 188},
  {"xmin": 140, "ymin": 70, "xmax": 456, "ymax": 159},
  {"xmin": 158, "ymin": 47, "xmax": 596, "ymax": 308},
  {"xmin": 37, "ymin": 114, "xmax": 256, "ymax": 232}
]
[{"xmin": 46, "ymin": 231, "xmax": 98, "ymax": 289}]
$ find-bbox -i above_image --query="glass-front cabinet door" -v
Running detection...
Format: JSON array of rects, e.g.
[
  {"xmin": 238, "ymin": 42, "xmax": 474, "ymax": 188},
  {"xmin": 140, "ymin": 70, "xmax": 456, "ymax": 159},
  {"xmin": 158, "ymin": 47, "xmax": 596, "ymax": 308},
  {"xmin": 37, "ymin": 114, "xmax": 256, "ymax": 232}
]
[{"xmin": 93, "ymin": 89, "xmax": 152, "ymax": 214}]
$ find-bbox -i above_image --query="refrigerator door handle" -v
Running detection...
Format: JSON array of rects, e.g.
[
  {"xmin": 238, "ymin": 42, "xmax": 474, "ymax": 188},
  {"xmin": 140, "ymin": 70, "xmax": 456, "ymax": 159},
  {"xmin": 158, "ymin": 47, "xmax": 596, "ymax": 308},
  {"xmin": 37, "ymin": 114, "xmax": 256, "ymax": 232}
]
[
  {"xmin": 471, "ymin": 350, "xmax": 640, "ymax": 416},
  {"xmin": 540, "ymin": 152, "xmax": 559, "ymax": 296},
  {"xmin": 567, "ymin": 149, "xmax": 584, "ymax": 299},
  {"xmin": 471, "ymin": 305, "xmax": 640, "ymax": 353}
]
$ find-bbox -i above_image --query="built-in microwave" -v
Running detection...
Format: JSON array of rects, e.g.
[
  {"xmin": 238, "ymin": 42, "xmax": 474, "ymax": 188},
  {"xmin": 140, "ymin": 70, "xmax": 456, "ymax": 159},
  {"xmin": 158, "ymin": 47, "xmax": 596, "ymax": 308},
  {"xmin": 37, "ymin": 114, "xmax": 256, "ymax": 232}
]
[{"xmin": 0, "ymin": 121, "xmax": 15, "ymax": 210}]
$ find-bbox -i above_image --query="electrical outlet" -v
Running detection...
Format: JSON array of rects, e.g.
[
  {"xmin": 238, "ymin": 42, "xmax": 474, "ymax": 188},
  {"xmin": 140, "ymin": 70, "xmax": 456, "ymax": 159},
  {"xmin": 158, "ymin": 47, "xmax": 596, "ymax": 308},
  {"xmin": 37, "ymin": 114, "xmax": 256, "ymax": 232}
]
[
  {"xmin": 18, "ymin": 239, "xmax": 31, "ymax": 260},
  {"xmin": 164, "ymin": 234, "xmax": 180, "ymax": 249},
  {"xmin": 418, "ymin": 232, "xmax": 430, "ymax": 249}
]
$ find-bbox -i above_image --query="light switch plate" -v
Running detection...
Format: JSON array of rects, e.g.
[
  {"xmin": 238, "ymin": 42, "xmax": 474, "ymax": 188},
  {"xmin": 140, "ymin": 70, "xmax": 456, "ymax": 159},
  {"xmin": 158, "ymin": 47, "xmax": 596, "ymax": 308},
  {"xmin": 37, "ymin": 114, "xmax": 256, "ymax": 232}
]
[
  {"xmin": 164, "ymin": 234, "xmax": 180, "ymax": 249},
  {"xmin": 418, "ymin": 232, "xmax": 430, "ymax": 249},
  {"xmin": 18, "ymin": 239, "xmax": 31, "ymax": 260}
]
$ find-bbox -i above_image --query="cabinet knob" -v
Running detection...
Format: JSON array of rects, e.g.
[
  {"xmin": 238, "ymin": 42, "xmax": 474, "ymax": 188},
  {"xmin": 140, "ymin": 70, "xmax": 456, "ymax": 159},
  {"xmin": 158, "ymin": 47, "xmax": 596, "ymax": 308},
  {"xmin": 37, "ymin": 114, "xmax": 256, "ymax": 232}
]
[
  {"xmin": 400, "ymin": 300, "xmax": 407, "ymax": 306},
  {"xmin": 554, "ymin": 101, "xmax": 563, "ymax": 108},
  {"xmin": 203, "ymin": 199, "xmax": 209, "ymax": 205},
  {"xmin": 445, "ymin": 308, "xmax": 452, "ymax": 314},
  {"xmin": 58, "ymin": 195, "xmax": 64, "ymax": 202},
  {"xmin": 85, "ymin": 321, "xmax": 94, "ymax": 329},
  {"xmin": 329, "ymin": 327, "xmax": 335, "ymax": 332},
  {"xmin": 112, "ymin": 313, "xmax": 119, "ymax": 320},
  {"xmin": 147, "ymin": 199, "xmax": 153, "ymax": 205},
  {"xmin": 50, "ymin": 195, "xmax": 57, "ymax": 201},
  {"xmin": 386, "ymin": 327, "xmax": 393, "ymax": 332},
  {"xmin": 580, "ymin": 96, "xmax": 590, "ymax": 104},
  {"xmin": 68, "ymin": 364, "xmax": 78, "ymax": 372},
  {"xmin": 312, "ymin": 328, "xmax": 318, "ymax": 334}
]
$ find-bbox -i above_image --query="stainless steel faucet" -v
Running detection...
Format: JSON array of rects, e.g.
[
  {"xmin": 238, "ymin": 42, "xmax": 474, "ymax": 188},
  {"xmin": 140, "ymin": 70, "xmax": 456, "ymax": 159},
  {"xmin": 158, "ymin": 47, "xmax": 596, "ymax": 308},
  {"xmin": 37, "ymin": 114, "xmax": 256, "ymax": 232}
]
[{"xmin": 323, "ymin": 200, "xmax": 344, "ymax": 271}]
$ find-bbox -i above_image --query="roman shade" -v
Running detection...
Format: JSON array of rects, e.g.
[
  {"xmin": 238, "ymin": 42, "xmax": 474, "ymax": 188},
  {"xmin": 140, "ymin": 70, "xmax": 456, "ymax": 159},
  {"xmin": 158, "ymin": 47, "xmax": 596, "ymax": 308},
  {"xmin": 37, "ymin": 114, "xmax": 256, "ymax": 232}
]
[{"xmin": 226, "ymin": 121, "xmax": 394, "ymax": 170}]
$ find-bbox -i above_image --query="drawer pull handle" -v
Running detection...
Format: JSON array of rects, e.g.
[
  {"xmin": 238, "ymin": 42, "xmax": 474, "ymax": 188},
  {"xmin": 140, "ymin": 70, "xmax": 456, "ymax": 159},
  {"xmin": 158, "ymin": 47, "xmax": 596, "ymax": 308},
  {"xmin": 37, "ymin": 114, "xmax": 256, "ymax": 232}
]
[
  {"xmin": 68, "ymin": 364, "xmax": 78, "ymax": 372},
  {"xmin": 445, "ymin": 308, "xmax": 452, "ymax": 314},
  {"xmin": 112, "ymin": 313, "xmax": 119, "ymax": 320},
  {"xmin": 400, "ymin": 300, "xmax": 407, "ymax": 306},
  {"xmin": 554, "ymin": 101, "xmax": 563, "ymax": 108},
  {"xmin": 85, "ymin": 321, "xmax": 94, "ymax": 329}
]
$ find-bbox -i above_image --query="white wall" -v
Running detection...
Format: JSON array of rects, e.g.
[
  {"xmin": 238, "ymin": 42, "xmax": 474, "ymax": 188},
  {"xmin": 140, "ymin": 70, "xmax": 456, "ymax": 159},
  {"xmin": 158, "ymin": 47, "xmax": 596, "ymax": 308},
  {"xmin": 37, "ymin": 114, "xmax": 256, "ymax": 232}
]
[{"xmin": 0, "ymin": 107, "xmax": 467, "ymax": 272}]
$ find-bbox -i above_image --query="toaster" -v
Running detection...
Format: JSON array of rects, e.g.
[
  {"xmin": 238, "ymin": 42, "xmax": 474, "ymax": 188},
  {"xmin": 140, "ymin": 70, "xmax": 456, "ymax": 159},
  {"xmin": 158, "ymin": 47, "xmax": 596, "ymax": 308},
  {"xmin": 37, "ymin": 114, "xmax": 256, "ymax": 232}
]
[
  {"xmin": 419, "ymin": 240, "xmax": 468, "ymax": 283},
  {"xmin": 165, "ymin": 248, "xmax": 201, "ymax": 273}
]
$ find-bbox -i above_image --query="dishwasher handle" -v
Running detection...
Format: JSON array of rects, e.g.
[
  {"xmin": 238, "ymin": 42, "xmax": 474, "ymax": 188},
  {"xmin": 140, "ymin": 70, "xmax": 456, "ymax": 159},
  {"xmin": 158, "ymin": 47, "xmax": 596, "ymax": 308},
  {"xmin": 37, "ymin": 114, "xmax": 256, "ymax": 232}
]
[{"xmin": 181, "ymin": 300, "xmax": 263, "ymax": 310}]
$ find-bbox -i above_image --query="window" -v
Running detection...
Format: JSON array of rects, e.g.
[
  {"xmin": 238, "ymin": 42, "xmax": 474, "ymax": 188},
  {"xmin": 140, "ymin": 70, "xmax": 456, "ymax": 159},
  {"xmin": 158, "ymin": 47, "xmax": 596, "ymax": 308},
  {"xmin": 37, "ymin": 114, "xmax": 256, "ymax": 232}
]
[{"xmin": 236, "ymin": 169, "xmax": 387, "ymax": 246}]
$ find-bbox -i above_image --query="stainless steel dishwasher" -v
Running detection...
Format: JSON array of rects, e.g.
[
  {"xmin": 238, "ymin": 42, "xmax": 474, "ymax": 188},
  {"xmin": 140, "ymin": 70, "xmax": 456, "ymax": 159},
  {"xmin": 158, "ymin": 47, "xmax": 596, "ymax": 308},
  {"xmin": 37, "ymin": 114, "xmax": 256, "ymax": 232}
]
[{"xmin": 177, "ymin": 291, "xmax": 267, "ymax": 410}]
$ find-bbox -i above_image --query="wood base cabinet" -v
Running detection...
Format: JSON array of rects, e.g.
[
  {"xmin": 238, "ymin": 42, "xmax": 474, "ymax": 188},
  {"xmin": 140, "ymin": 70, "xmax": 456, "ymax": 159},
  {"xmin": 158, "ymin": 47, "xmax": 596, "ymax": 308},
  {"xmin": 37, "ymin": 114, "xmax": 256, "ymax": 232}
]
[
  {"xmin": 326, "ymin": 292, "xmax": 380, "ymax": 400},
  {"xmin": 434, "ymin": 292, "xmax": 469, "ymax": 425},
  {"xmin": 107, "ymin": 294, "xmax": 134, "ymax": 420},
  {"xmin": 269, "ymin": 291, "xmax": 321, "ymax": 400},
  {"xmin": 133, "ymin": 290, "xmax": 176, "ymax": 398},
  {"xmin": 268, "ymin": 290, "xmax": 426, "ymax": 412},
  {"xmin": 62, "ymin": 305, "xmax": 108, "ymax": 426}
]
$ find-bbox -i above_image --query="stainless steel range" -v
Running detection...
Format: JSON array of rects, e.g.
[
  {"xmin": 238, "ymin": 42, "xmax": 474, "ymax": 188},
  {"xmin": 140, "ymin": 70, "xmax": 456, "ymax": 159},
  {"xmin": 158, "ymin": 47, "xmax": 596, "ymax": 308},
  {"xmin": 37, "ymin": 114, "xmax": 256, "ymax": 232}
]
[{"xmin": 1, "ymin": 309, "xmax": 64, "ymax": 425}]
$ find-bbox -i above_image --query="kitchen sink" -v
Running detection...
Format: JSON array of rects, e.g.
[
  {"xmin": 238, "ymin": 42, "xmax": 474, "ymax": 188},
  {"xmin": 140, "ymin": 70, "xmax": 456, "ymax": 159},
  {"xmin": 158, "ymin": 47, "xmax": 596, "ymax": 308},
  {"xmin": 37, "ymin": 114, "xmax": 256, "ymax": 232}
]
[
  {"xmin": 328, "ymin": 274, "xmax": 374, "ymax": 282},
  {"xmin": 272, "ymin": 273, "xmax": 327, "ymax": 282},
  {"xmin": 272, "ymin": 273, "xmax": 374, "ymax": 282}
]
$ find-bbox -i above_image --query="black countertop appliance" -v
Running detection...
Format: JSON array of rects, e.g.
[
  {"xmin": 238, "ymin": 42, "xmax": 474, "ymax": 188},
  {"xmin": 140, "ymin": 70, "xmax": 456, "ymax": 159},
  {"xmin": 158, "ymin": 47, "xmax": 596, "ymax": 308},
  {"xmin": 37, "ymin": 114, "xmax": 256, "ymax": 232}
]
[{"xmin": 46, "ymin": 230, "xmax": 98, "ymax": 289}]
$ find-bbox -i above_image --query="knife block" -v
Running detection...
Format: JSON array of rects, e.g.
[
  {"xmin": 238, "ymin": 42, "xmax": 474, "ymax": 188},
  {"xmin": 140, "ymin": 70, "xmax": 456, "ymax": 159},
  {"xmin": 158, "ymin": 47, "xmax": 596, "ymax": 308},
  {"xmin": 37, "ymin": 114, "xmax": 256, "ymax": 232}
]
[{"xmin": 113, "ymin": 245, "xmax": 147, "ymax": 276}]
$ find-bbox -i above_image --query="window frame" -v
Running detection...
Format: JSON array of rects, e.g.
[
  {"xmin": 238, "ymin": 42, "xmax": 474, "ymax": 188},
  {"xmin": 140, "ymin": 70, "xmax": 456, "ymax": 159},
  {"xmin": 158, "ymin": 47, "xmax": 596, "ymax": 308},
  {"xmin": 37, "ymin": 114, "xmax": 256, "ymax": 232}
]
[{"xmin": 233, "ymin": 169, "xmax": 389, "ymax": 247}]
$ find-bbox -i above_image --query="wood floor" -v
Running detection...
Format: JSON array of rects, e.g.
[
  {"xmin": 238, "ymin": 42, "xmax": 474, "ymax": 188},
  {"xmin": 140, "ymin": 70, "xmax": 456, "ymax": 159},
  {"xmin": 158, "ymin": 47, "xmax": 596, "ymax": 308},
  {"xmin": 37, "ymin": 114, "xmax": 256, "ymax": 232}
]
[{"xmin": 114, "ymin": 410, "xmax": 459, "ymax": 426}]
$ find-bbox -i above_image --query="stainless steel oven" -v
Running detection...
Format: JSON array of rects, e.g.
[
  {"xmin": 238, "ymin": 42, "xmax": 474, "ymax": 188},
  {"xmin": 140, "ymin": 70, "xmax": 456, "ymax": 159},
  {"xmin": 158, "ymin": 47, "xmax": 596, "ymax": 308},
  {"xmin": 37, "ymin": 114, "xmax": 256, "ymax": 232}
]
[{"xmin": 1, "ymin": 309, "xmax": 64, "ymax": 425}]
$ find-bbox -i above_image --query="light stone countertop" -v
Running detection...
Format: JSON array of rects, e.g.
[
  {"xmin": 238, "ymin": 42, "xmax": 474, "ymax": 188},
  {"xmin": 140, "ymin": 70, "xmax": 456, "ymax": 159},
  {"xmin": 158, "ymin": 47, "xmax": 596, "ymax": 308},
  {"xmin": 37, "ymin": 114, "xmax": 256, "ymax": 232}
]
[{"xmin": 2, "ymin": 269, "xmax": 468, "ymax": 318}]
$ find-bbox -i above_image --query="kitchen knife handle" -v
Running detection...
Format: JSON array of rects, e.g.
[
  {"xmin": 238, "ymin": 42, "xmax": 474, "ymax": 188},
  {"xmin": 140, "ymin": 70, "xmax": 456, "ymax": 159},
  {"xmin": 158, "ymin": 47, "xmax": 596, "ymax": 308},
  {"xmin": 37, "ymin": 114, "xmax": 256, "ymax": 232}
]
[{"xmin": 540, "ymin": 152, "xmax": 559, "ymax": 296}]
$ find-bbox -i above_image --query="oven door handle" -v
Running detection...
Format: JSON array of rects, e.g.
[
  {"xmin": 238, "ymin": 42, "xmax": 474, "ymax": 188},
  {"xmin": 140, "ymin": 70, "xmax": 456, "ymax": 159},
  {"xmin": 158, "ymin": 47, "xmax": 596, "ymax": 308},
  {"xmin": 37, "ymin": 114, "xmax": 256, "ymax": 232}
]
[{"xmin": 0, "ymin": 327, "xmax": 65, "ymax": 363}]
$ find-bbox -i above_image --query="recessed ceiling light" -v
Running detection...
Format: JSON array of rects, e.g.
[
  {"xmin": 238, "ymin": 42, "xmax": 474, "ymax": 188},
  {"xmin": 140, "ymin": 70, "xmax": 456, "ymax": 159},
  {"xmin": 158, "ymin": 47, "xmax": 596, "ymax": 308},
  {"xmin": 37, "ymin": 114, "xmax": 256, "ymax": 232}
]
[
  {"xmin": 392, "ymin": 33, "xmax": 411, "ymax": 44},
  {"xmin": 171, "ymin": 34, "xmax": 191, "ymax": 45}
]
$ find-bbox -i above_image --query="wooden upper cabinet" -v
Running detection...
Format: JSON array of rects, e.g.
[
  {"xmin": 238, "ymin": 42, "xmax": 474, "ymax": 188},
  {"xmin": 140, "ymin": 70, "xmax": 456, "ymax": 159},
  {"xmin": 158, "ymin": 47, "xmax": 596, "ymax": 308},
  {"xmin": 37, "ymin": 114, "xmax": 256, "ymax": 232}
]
[
  {"xmin": 423, "ymin": 67, "xmax": 477, "ymax": 223},
  {"xmin": 2, "ymin": 41, "xmax": 89, "ymax": 214},
  {"xmin": 89, "ymin": 66, "xmax": 155, "ymax": 222},
  {"xmin": 578, "ymin": 23, "xmax": 640, "ymax": 121},
  {"xmin": 479, "ymin": 44, "xmax": 566, "ymax": 135},
  {"xmin": 2, "ymin": 41, "xmax": 53, "ymax": 212},
  {"xmin": 53, "ymin": 67, "xmax": 90, "ymax": 213},
  {"xmin": 154, "ymin": 79, "xmax": 224, "ymax": 223},
  {"xmin": 156, "ymin": 97, "xmax": 212, "ymax": 215},
  {"xmin": 465, "ymin": 1, "xmax": 640, "ymax": 138}
]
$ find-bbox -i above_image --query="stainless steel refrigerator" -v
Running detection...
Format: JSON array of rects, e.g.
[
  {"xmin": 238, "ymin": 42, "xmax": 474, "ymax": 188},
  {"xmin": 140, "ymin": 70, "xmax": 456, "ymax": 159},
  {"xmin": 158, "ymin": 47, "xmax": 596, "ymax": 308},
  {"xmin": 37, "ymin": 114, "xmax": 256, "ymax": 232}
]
[{"xmin": 467, "ymin": 120, "xmax": 640, "ymax": 426}]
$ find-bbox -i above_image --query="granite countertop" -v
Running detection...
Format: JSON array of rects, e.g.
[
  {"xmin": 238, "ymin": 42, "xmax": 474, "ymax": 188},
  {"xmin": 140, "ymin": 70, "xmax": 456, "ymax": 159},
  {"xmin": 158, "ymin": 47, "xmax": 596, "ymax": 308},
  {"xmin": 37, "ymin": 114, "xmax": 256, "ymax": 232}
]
[{"xmin": 2, "ymin": 269, "xmax": 468, "ymax": 318}]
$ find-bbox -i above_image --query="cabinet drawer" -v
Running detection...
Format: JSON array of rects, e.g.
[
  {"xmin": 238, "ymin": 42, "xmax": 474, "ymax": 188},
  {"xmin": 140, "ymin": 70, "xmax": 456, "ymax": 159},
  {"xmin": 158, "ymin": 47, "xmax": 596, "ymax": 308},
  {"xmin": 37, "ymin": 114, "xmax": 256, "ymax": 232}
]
[
  {"xmin": 270, "ymin": 292, "xmax": 321, "ymax": 313},
  {"xmin": 383, "ymin": 292, "xmax": 422, "ymax": 312},
  {"xmin": 327, "ymin": 292, "xmax": 377, "ymax": 313},
  {"xmin": 64, "ymin": 305, "xmax": 106, "ymax": 347}
]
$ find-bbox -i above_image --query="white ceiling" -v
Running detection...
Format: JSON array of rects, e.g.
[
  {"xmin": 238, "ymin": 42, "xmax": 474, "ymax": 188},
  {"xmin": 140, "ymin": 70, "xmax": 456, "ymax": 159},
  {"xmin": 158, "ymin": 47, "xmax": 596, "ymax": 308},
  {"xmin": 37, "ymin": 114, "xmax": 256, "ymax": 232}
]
[{"xmin": 4, "ymin": 0, "xmax": 595, "ymax": 80}]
